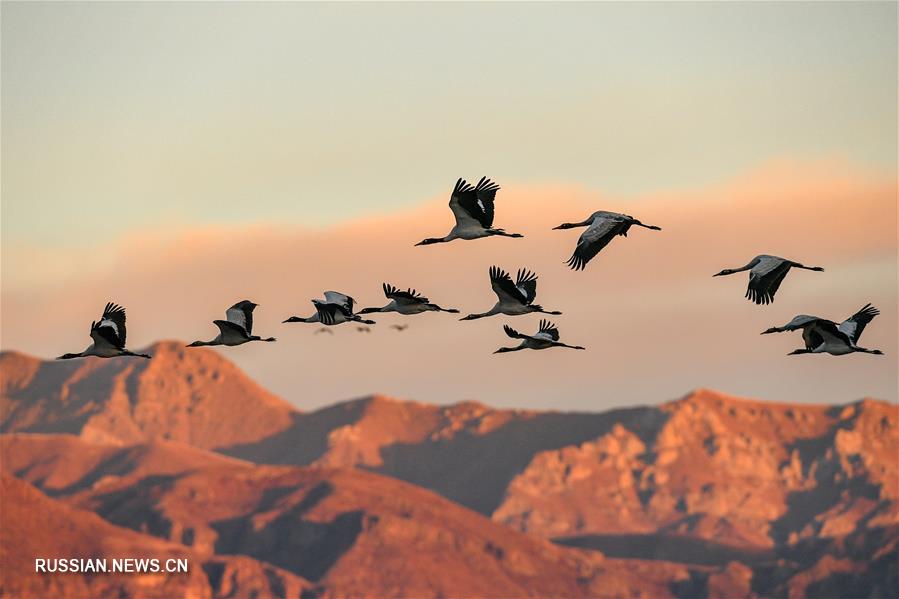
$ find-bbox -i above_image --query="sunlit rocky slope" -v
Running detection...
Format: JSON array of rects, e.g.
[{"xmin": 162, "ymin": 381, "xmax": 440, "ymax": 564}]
[{"xmin": 2, "ymin": 342, "xmax": 896, "ymax": 598}]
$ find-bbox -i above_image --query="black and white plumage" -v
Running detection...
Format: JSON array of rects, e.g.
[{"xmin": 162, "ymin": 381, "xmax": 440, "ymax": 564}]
[
  {"xmin": 187, "ymin": 300, "xmax": 276, "ymax": 347},
  {"xmin": 761, "ymin": 304, "xmax": 883, "ymax": 356},
  {"xmin": 461, "ymin": 266, "xmax": 562, "ymax": 320},
  {"xmin": 415, "ymin": 177, "xmax": 523, "ymax": 246},
  {"xmin": 494, "ymin": 320, "xmax": 585, "ymax": 354},
  {"xmin": 57, "ymin": 302, "xmax": 151, "ymax": 360},
  {"xmin": 283, "ymin": 291, "xmax": 376, "ymax": 326},
  {"xmin": 714, "ymin": 255, "xmax": 824, "ymax": 305},
  {"xmin": 359, "ymin": 283, "xmax": 459, "ymax": 316},
  {"xmin": 553, "ymin": 211, "xmax": 661, "ymax": 271}
]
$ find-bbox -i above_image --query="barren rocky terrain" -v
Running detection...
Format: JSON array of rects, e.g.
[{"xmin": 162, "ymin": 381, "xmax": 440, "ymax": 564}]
[{"xmin": 2, "ymin": 343, "xmax": 896, "ymax": 598}]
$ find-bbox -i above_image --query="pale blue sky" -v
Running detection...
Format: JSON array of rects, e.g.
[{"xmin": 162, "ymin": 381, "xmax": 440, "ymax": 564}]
[{"xmin": 2, "ymin": 1, "xmax": 897, "ymax": 252}]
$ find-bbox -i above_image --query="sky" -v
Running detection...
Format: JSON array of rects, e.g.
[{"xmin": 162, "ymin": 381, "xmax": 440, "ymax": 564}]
[{"xmin": 2, "ymin": 2, "xmax": 897, "ymax": 411}]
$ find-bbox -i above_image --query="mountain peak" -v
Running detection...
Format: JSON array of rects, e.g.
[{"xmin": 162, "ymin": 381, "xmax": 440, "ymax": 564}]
[
  {"xmin": 0, "ymin": 349, "xmax": 40, "ymax": 362},
  {"xmin": 0, "ymin": 351, "xmax": 43, "ymax": 394},
  {"xmin": 139, "ymin": 339, "xmax": 192, "ymax": 354},
  {"xmin": 1, "ymin": 344, "xmax": 297, "ymax": 449}
]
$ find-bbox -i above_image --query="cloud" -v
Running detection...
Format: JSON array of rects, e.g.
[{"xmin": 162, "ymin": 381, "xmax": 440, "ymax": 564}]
[{"xmin": 2, "ymin": 160, "xmax": 896, "ymax": 410}]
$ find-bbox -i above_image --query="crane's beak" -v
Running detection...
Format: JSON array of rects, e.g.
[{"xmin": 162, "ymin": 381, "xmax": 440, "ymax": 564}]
[{"xmin": 760, "ymin": 327, "xmax": 780, "ymax": 334}]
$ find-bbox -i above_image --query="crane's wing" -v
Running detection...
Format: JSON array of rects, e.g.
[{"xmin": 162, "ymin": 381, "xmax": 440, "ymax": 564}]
[
  {"xmin": 472, "ymin": 176, "xmax": 499, "ymax": 228},
  {"xmin": 214, "ymin": 319, "xmax": 250, "ymax": 339},
  {"xmin": 535, "ymin": 319, "xmax": 560, "ymax": 341},
  {"xmin": 565, "ymin": 217, "xmax": 625, "ymax": 271},
  {"xmin": 90, "ymin": 324, "xmax": 120, "ymax": 352},
  {"xmin": 802, "ymin": 326, "xmax": 824, "ymax": 351},
  {"xmin": 323, "ymin": 291, "xmax": 355, "ymax": 315},
  {"xmin": 590, "ymin": 210, "xmax": 627, "ymax": 221},
  {"xmin": 314, "ymin": 302, "xmax": 343, "ymax": 325},
  {"xmin": 514, "ymin": 268, "xmax": 538, "ymax": 305},
  {"xmin": 839, "ymin": 304, "xmax": 879, "ymax": 343},
  {"xmin": 747, "ymin": 258, "xmax": 791, "ymax": 305},
  {"xmin": 383, "ymin": 283, "xmax": 428, "ymax": 305},
  {"xmin": 449, "ymin": 177, "xmax": 497, "ymax": 229},
  {"xmin": 489, "ymin": 266, "xmax": 528, "ymax": 305},
  {"xmin": 503, "ymin": 324, "xmax": 529, "ymax": 340},
  {"xmin": 809, "ymin": 319, "xmax": 853, "ymax": 348},
  {"xmin": 779, "ymin": 315, "xmax": 821, "ymax": 331},
  {"xmin": 226, "ymin": 301, "xmax": 256, "ymax": 335},
  {"xmin": 91, "ymin": 302, "xmax": 127, "ymax": 349}
]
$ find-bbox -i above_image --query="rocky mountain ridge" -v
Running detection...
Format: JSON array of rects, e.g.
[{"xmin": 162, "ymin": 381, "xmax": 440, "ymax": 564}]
[{"xmin": 2, "ymin": 343, "xmax": 896, "ymax": 597}]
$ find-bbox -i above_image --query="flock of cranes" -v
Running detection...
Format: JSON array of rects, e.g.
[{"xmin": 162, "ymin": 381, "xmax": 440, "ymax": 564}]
[{"xmin": 56, "ymin": 176, "xmax": 883, "ymax": 361}]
